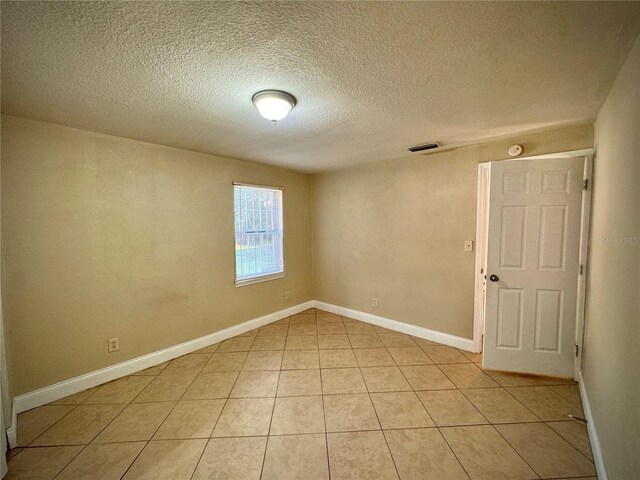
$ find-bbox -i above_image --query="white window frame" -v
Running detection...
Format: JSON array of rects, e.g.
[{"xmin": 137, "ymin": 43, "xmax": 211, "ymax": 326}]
[{"xmin": 233, "ymin": 182, "xmax": 285, "ymax": 287}]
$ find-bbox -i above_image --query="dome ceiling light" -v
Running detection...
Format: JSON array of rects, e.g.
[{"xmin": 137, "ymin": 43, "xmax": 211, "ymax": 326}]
[{"xmin": 252, "ymin": 90, "xmax": 296, "ymax": 123}]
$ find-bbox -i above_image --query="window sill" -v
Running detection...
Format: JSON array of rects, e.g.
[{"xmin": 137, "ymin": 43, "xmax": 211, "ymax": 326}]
[{"xmin": 235, "ymin": 272, "xmax": 285, "ymax": 288}]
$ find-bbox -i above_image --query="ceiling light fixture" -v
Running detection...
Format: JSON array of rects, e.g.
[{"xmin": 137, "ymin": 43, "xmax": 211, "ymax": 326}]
[{"xmin": 252, "ymin": 90, "xmax": 296, "ymax": 123}]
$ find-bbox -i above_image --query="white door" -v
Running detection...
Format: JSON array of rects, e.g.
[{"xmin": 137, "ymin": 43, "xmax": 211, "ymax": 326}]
[{"xmin": 483, "ymin": 156, "xmax": 585, "ymax": 378}]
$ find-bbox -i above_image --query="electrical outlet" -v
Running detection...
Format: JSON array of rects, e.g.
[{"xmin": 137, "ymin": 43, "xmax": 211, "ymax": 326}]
[
  {"xmin": 285, "ymin": 291, "xmax": 291, "ymax": 300},
  {"xmin": 108, "ymin": 338, "xmax": 119, "ymax": 353},
  {"xmin": 464, "ymin": 240, "xmax": 474, "ymax": 252},
  {"xmin": 372, "ymin": 297, "xmax": 378, "ymax": 307}
]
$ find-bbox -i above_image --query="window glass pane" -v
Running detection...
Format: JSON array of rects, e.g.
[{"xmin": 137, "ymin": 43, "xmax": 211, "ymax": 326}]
[{"xmin": 234, "ymin": 185, "xmax": 283, "ymax": 281}]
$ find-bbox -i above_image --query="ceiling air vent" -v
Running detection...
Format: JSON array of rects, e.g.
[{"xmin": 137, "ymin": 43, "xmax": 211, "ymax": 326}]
[{"xmin": 407, "ymin": 142, "xmax": 439, "ymax": 153}]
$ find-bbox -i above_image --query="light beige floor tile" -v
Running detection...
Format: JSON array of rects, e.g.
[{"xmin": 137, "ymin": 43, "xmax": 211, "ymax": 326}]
[
  {"xmin": 411, "ymin": 337, "xmax": 441, "ymax": 348},
  {"xmin": 458, "ymin": 349, "xmax": 482, "ymax": 363},
  {"xmin": 237, "ymin": 328, "xmax": 259, "ymax": 337},
  {"xmin": 422, "ymin": 346, "xmax": 471, "ymax": 364},
  {"xmin": 217, "ymin": 337, "xmax": 254, "ymax": 352},
  {"xmin": 354, "ymin": 348, "xmax": 396, "ymax": 367},
  {"xmin": 373, "ymin": 325, "xmax": 396, "ymax": 334},
  {"xmin": 319, "ymin": 348, "xmax": 358, "ymax": 368},
  {"xmin": 317, "ymin": 322, "xmax": 346, "ymax": 334},
  {"xmin": 192, "ymin": 437, "xmax": 267, "ymax": 480},
  {"xmin": 507, "ymin": 386, "xmax": 584, "ymax": 421},
  {"xmin": 327, "ymin": 431, "xmax": 398, "ymax": 480},
  {"xmin": 549, "ymin": 384, "xmax": 583, "ymax": 408},
  {"xmin": 317, "ymin": 313, "xmax": 342, "ymax": 322},
  {"xmin": 370, "ymin": 392, "xmax": 434, "ymax": 429},
  {"xmin": 288, "ymin": 323, "xmax": 318, "ymax": 335},
  {"xmin": 277, "ymin": 369, "xmax": 322, "ymax": 396},
  {"xmin": 272, "ymin": 317, "xmax": 291, "ymax": 325},
  {"xmin": 384, "ymin": 428, "xmax": 469, "ymax": 480},
  {"xmin": 321, "ymin": 368, "xmax": 367, "ymax": 394},
  {"xmin": 281, "ymin": 350, "xmax": 320, "ymax": 369},
  {"xmin": 417, "ymin": 390, "xmax": 487, "ymax": 426},
  {"xmin": 192, "ymin": 343, "xmax": 219, "ymax": 354},
  {"xmin": 6, "ymin": 446, "xmax": 83, "ymax": 480},
  {"xmin": 160, "ymin": 354, "xmax": 210, "ymax": 376},
  {"xmin": 250, "ymin": 335, "xmax": 286, "ymax": 351},
  {"xmin": 202, "ymin": 352, "xmax": 248, "ymax": 373},
  {"xmin": 400, "ymin": 365, "xmax": 456, "ymax": 390},
  {"xmin": 183, "ymin": 372, "xmax": 239, "ymax": 399},
  {"xmin": 154, "ymin": 399, "xmax": 225, "ymax": 439},
  {"xmin": 323, "ymin": 393, "xmax": 380, "ymax": 432},
  {"xmin": 258, "ymin": 324, "xmax": 289, "ymax": 337},
  {"xmin": 441, "ymin": 425, "xmax": 537, "ymax": 480},
  {"xmin": 461, "ymin": 388, "xmax": 539, "ymax": 423},
  {"xmin": 133, "ymin": 361, "xmax": 170, "ymax": 376},
  {"xmin": 485, "ymin": 370, "xmax": 575, "ymax": 387},
  {"xmin": 290, "ymin": 313, "xmax": 316, "ymax": 323},
  {"xmin": 133, "ymin": 375, "xmax": 195, "ymax": 403},
  {"xmin": 547, "ymin": 421, "xmax": 594, "ymax": 461},
  {"xmin": 387, "ymin": 347, "xmax": 433, "ymax": 365},
  {"xmin": 17, "ymin": 405, "xmax": 74, "ymax": 446},
  {"xmin": 348, "ymin": 334, "xmax": 384, "ymax": 348},
  {"xmin": 285, "ymin": 335, "xmax": 318, "ymax": 350},
  {"xmin": 318, "ymin": 334, "xmax": 351, "ymax": 349},
  {"xmin": 230, "ymin": 370, "xmax": 279, "ymax": 398},
  {"xmin": 439, "ymin": 364, "xmax": 499, "ymax": 389},
  {"xmin": 84, "ymin": 376, "xmax": 153, "ymax": 404},
  {"xmin": 341, "ymin": 316, "xmax": 360, "ymax": 323},
  {"xmin": 56, "ymin": 442, "xmax": 145, "ymax": 480},
  {"xmin": 262, "ymin": 434, "xmax": 329, "ymax": 480},
  {"xmin": 7, "ymin": 448, "xmax": 22, "ymax": 461},
  {"xmin": 270, "ymin": 396, "xmax": 325, "ymax": 435},
  {"xmin": 360, "ymin": 366, "xmax": 412, "ymax": 392},
  {"xmin": 123, "ymin": 439, "xmax": 207, "ymax": 480},
  {"xmin": 50, "ymin": 387, "xmax": 100, "ymax": 405},
  {"xmin": 496, "ymin": 422, "xmax": 595, "ymax": 478},
  {"xmin": 345, "ymin": 323, "xmax": 376, "ymax": 335},
  {"xmin": 378, "ymin": 333, "xmax": 417, "ymax": 347},
  {"xmin": 31, "ymin": 404, "xmax": 126, "ymax": 446},
  {"xmin": 93, "ymin": 401, "xmax": 174, "ymax": 443},
  {"xmin": 241, "ymin": 350, "xmax": 283, "ymax": 371},
  {"xmin": 212, "ymin": 398, "xmax": 274, "ymax": 437}
]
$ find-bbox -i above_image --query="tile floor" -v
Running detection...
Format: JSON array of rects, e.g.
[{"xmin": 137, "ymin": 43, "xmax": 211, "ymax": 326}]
[{"xmin": 7, "ymin": 309, "xmax": 597, "ymax": 480}]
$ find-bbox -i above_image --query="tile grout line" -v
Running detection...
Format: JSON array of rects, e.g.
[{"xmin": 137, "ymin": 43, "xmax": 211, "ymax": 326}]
[
  {"xmin": 318, "ymin": 311, "xmax": 332, "ymax": 480},
  {"xmin": 118, "ymin": 348, "xmax": 216, "ymax": 480}
]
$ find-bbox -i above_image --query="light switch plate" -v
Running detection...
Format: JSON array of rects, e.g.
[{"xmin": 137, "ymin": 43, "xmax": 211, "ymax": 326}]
[{"xmin": 464, "ymin": 240, "xmax": 474, "ymax": 252}]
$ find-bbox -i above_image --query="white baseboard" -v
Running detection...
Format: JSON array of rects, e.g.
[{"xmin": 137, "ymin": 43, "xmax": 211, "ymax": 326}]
[
  {"xmin": 578, "ymin": 372, "xmax": 607, "ymax": 480},
  {"xmin": 312, "ymin": 300, "xmax": 475, "ymax": 352},
  {"xmin": 8, "ymin": 300, "xmax": 313, "ymax": 447},
  {"xmin": 6, "ymin": 404, "xmax": 16, "ymax": 448}
]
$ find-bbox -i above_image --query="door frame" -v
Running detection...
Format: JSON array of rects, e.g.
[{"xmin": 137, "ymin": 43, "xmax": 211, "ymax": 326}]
[{"xmin": 473, "ymin": 148, "xmax": 594, "ymax": 379}]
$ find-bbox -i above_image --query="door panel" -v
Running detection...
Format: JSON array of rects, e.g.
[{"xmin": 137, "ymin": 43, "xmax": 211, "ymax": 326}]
[{"xmin": 483, "ymin": 156, "xmax": 584, "ymax": 378}]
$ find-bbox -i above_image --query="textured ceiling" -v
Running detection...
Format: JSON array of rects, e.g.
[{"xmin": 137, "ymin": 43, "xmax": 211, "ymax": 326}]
[{"xmin": 2, "ymin": 2, "xmax": 640, "ymax": 172}]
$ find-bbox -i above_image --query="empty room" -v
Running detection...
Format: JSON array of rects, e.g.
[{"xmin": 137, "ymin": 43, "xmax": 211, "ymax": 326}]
[{"xmin": 1, "ymin": 1, "xmax": 639, "ymax": 479}]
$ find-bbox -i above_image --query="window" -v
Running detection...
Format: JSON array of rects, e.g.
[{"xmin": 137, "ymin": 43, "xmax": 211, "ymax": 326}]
[{"xmin": 234, "ymin": 183, "xmax": 284, "ymax": 286}]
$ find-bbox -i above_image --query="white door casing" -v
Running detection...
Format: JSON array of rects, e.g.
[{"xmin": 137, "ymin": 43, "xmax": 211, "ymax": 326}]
[{"xmin": 483, "ymin": 156, "xmax": 585, "ymax": 378}]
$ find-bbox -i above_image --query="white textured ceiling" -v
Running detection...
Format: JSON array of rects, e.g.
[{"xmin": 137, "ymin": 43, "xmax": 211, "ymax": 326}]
[{"xmin": 2, "ymin": 2, "xmax": 640, "ymax": 172}]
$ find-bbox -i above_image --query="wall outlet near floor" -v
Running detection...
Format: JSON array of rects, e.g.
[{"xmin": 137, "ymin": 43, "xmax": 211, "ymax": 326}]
[
  {"xmin": 108, "ymin": 337, "xmax": 119, "ymax": 353},
  {"xmin": 464, "ymin": 240, "xmax": 474, "ymax": 252},
  {"xmin": 285, "ymin": 290, "xmax": 291, "ymax": 300},
  {"xmin": 372, "ymin": 297, "xmax": 378, "ymax": 307}
]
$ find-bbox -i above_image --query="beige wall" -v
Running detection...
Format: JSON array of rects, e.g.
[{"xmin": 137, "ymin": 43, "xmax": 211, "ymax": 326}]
[
  {"xmin": 1, "ymin": 115, "xmax": 312, "ymax": 396},
  {"xmin": 583, "ymin": 34, "xmax": 640, "ymax": 479},
  {"xmin": 311, "ymin": 124, "xmax": 593, "ymax": 339}
]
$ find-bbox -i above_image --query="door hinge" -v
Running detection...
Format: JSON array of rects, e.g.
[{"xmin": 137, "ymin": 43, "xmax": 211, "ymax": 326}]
[
  {"xmin": 583, "ymin": 179, "xmax": 589, "ymax": 190},
  {"xmin": 579, "ymin": 264, "xmax": 584, "ymax": 275},
  {"xmin": 574, "ymin": 344, "xmax": 579, "ymax": 357}
]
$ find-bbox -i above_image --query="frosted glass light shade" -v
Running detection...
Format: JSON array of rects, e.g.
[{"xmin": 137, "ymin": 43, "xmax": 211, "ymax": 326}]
[{"xmin": 252, "ymin": 90, "xmax": 296, "ymax": 122}]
